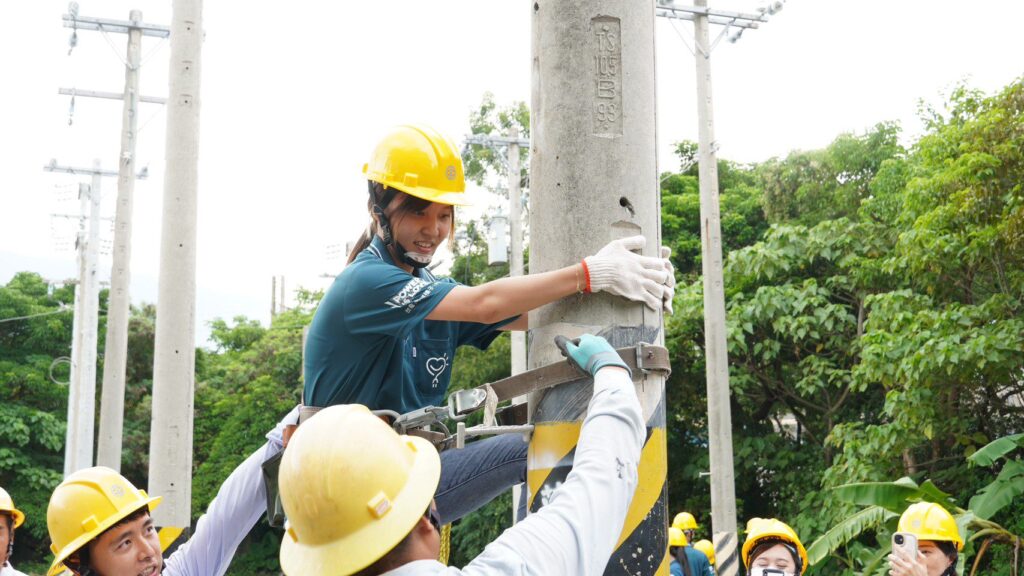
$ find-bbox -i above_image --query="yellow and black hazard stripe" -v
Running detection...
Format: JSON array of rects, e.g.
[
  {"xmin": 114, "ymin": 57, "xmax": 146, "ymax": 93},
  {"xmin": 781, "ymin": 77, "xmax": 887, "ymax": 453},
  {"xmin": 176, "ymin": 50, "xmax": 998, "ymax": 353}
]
[
  {"xmin": 158, "ymin": 526, "xmax": 187, "ymax": 553},
  {"xmin": 528, "ymin": 383, "xmax": 669, "ymax": 575},
  {"xmin": 713, "ymin": 531, "xmax": 740, "ymax": 576}
]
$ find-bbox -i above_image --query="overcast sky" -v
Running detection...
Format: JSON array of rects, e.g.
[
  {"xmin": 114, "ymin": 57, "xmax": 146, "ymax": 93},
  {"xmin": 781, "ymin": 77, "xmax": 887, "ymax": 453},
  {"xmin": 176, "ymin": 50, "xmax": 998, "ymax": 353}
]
[{"xmin": 2, "ymin": 0, "xmax": 1022, "ymax": 346}]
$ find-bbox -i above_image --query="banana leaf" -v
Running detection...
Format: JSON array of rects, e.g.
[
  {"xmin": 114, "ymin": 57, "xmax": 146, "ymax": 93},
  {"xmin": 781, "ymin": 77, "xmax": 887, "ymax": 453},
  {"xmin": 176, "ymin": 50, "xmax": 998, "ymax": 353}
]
[
  {"xmin": 806, "ymin": 505, "xmax": 897, "ymax": 566},
  {"xmin": 968, "ymin": 433, "xmax": 1024, "ymax": 467},
  {"xmin": 833, "ymin": 479, "xmax": 921, "ymax": 512},
  {"xmin": 968, "ymin": 460, "xmax": 1024, "ymax": 520}
]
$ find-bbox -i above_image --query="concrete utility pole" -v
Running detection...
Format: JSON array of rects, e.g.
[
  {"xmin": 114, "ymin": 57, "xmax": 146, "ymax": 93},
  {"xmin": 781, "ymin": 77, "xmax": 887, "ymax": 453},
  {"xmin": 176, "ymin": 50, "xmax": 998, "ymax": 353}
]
[
  {"xmin": 62, "ymin": 166, "xmax": 101, "ymax": 476},
  {"xmin": 529, "ymin": 2, "xmax": 667, "ymax": 574},
  {"xmin": 61, "ymin": 5, "xmax": 169, "ymax": 473},
  {"xmin": 271, "ymin": 276, "xmax": 277, "ymax": 318},
  {"xmin": 149, "ymin": 0, "xmax": 203, "ymax": 535},
  {"xmin": 99, "ymin": 10, "xmax": 146, "ymax": 472},
  {"xmin": 507, "ymin": 124, "xmax": 526, "ymax": 377},
  {"xmin": 693, "ymin": 3, "xmax": 738, "ymax": 572},
  {"xmin": 279, "ymin": 276, "xmax": 286, "ymax": 313},
  {"xmin": 64, "ymin": 185, "xmax": 85, "ymax": 476},
  {"xmin": 463, "ymin": 127, "xmax": 531, "ymax": 521},
  {"xmin": 45, "ymin": 160, "xmax": 146, "ymax": 476},
  {"xmin": 462, "ymin": 130, "xmax": 530, "ymax": 375},
  {"xmin": 655, "ymin": 3, "xmax": 781, "ymax": 575}
]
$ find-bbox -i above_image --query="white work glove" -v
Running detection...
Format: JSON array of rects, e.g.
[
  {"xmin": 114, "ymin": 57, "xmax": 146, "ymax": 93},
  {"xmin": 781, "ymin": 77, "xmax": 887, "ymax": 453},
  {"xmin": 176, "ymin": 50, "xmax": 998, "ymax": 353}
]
[
  {"xmin": 661, "ymin": 245, "xmax": 676, "ymax": 315},
  {"xmin": 583, "ymin": 236, "xmax": 675, "ymax": 313}
]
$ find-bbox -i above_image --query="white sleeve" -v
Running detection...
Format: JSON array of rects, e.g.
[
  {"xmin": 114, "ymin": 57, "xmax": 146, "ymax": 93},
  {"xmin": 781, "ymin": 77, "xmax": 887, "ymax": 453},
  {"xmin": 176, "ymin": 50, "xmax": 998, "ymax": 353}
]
[
  {"xmin": 2, "ymin": 562, "xmax": 31, "ymax": 576},
  {"xmin": 163, "ymin": 405, "xmax": 300, "ymax": 576},
  {"xmin": 459, "ymin": 367, "xmax": 645, "ymax": 576}
]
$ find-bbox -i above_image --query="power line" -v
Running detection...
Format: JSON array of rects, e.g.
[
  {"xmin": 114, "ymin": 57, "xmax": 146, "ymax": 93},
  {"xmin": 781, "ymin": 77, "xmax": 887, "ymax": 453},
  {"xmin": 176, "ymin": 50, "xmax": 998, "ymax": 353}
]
[{"xmin": 0, "ymin": 306, "xmax": 73, "ymax": 325}]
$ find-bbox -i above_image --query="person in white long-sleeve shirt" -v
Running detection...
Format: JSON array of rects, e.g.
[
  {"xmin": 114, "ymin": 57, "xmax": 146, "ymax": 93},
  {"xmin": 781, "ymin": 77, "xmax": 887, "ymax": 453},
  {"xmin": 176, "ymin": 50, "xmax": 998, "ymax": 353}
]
[
  {"xmin": 0, "ymin": 487, "xmax": 28, "ymax": 576},
  {"xmin": 44, "ymin": 406, "xmax": 299, "ymax": 576},
  {"xmin": 278, "ymin": 333, "xmax": 645, "ymax": 576}
]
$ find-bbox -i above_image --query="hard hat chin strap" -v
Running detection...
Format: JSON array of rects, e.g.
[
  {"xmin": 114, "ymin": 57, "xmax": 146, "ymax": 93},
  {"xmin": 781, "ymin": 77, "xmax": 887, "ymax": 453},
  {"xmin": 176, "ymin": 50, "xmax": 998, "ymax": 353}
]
[
  {"xmin": 397, "ymin": 245, "xmax": 432, "ymax": 269},
  {"xmin": 370, "ymin": 183, "xmax": 432, "ymax": 270}
]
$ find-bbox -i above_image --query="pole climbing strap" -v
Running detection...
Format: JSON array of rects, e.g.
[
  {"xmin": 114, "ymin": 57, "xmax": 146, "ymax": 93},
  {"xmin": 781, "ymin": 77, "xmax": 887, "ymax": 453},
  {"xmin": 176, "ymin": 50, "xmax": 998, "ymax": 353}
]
[{"xmin": 478, "ymin": 342, "xmax": 671, "ymax": 403}]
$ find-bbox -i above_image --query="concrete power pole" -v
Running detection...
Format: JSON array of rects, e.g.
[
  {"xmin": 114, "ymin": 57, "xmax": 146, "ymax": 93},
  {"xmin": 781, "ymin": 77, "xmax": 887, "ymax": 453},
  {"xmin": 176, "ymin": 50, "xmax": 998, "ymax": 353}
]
[
  {"xmin": 149, "ymin": 0, "xmax": 203, "ymax": 536},
  {"xmin": 46, "ymin": 160, "xmax": 143, "ymax": 476},
  {"xmin": 280, "ymin": 276, "xmax": 286, "ymax": 313},
  {"xmin": 508, "ymin": 124, "xmax": 526, "ymax": 378},
  {"xmin": 97, "ymin": 10, "xmax": 142, "ymax": 472},
  {"xmin": 463, "ymin": 126, "xmax": 531, "ymax": 521},
  {"xmin": 271, "ymin": 276, "xmax": 277, "ymax": 318},
  {"xmin": 693, "ymin": 1, "xmax": 739, "ymax": 572},
  {"xmin": 60, "ymin": 5, "xmax": 169, "ymax": 473},
  {"xmin": 62, "ymin": 165, "xmax": 101, "ymax": 475},
  {"xmin": 529, "ymin": 2, "xmax": 667, "ymax": 575},
  {"xmin": 64, "ymin": 184, "xmax": 85, "ymax": 477},
  {"xmin": 654, "ymin": 4, "xmax": 781, "ymax": 572},
  {"xmin": 461, "ymin": 130, "xmax": 531, "ymax": 375}
]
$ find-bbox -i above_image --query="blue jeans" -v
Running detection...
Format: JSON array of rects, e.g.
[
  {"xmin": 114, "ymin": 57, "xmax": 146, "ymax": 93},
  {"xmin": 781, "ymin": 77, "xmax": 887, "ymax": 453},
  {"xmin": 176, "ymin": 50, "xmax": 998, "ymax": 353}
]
[{"xmin": 434, "ymin": 433, "xmax": 528, "ymax": 524}]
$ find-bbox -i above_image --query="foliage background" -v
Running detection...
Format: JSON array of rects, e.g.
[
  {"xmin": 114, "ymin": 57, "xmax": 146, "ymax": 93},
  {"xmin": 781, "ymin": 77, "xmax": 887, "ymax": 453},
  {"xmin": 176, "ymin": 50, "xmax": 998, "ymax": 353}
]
[{"xmin": 2, "ymin": 78, "xmax": 1023, "ymax": 574}]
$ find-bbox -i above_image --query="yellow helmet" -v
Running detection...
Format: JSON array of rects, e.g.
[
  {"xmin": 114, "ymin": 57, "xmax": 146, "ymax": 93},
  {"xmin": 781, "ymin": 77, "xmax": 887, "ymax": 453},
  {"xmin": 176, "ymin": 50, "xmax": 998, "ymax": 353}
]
[
  {"xmin": 279, "ymin": 404, "xmax": 442, "ymax": 576},
  {"xmin": 673, "ymin": 511, "xmax": 698, "ymax": 531},
  {"xmin": 742, "ymin": 518, "xmax": 808, "ymax": 573},
  {"xmin": 669, "ymin": 526, "xmax": 689, "ymax": 548},
  {"xmin": 0, "ymin": 486, "xmax": 25, "ymax": 529},
  {"xmin": 897, "ymin": 502, "xmax": 963, "ymax": 551},
  {"xmin": 694, "ymin": 539, "xmax": 716, "ymax": 565},
  {"xmin": 362, "ymin": 124, "xmax": 470, "ymax": 206},
  {"xmin": 46, "ymin": 467, "xmax": 161, "ymax": 576}
]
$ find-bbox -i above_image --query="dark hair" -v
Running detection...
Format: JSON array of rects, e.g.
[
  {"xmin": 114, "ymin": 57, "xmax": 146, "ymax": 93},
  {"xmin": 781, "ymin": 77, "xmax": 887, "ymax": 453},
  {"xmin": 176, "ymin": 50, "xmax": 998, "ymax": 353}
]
[
  {"xmin": 933, "ymin": 541, "xmax": 958, "ymax": 576},
  {"xmin": 66, "ymin": 507, "xmax": 151, "ymax": 576},
  {"xmin": 350, "ymin": 507, "xmax": 438, "ymax": 576},
  {"xmin": 670, "ymin": 546, "xmax": 694, "ymax": 576},
  {"xmin": 346, "ymin": 182, "xmax": 456, "ymax": 265},
  {"xmin": 748, "ymin": 538, "xmax": 802, "ymax": 575}
]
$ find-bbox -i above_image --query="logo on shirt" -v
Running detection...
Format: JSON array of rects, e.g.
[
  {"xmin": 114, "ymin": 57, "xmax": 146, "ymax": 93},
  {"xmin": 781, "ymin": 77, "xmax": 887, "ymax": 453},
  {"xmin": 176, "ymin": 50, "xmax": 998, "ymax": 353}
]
[
  {"xmin": 426, "ymin": 353, "xmax": 449, "ymax": 388},
  {"xmin": 385, "ymin": 278, "xmax": 435, "ymax": 312}
]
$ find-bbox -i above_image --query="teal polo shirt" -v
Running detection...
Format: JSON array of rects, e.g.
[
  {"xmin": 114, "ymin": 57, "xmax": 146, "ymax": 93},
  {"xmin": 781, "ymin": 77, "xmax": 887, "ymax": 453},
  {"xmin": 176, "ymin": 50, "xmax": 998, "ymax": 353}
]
[{"xmin": 303, "ymin": 236, "xmax": 514, "ymax": 413}]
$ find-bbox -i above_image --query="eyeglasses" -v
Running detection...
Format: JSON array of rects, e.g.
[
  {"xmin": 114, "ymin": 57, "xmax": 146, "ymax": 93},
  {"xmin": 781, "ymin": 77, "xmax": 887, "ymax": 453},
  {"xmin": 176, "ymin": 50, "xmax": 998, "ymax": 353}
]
[{"xmin": 426, "ymin": 506, "xmax": 442, "ymax": 533}]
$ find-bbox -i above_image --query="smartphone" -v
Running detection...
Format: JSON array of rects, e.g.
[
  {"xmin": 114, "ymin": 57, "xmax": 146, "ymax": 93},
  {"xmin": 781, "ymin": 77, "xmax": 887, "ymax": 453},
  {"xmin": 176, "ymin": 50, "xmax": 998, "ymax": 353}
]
[{"xmin": 892, "ymin": 532, "xmax": 919, "ymax": 558}]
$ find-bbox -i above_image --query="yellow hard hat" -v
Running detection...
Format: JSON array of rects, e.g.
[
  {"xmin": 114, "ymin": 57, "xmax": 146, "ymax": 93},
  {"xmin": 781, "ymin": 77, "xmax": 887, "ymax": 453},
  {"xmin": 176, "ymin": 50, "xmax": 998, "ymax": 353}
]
[
  {"xmin": 694, "ymin": 539, "xmax": 716, "ymax": 565},
  {"xmin": 0, "ymin": 486, "xmax": 25, "ymax": 529},
  {"xmin": 362, "ymin": 124, "xmax": 470, "ymax": 207},
  {"xmin": 46, "ymin": 466, "xmax": 161, "ymax": 576},
  {"xmin": 673, "ymin": 511, "xmax": 698, "ymax": 531},
  {"xmin": 279, "ymin": 404, "xmax": 442, "ymax": 576},
  {"xmin": 669, "ymin": 526, "xmax": 689, "ymax": 547},
  {"xmin": 742, "ymin": 518, "xmax": 808, "ymax": 572},
  {"xmin": 897, "ymin": 502, "xmax": 963, "ymax": 551}
]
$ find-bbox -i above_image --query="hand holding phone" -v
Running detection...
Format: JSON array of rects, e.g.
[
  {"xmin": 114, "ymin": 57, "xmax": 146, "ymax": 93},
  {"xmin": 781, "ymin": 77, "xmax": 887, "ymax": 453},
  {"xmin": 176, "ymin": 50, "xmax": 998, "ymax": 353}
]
[{"xmin": 892, "ymin": 532, "xmax": 918, "ymax": 559}]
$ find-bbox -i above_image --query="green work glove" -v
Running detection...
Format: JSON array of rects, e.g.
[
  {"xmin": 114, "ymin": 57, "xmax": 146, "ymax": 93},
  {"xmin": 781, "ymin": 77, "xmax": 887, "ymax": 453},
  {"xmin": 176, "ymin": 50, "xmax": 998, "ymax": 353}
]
[{"xmin": 560, "ymin": 334, "xmax": 631, "ymax": 377}]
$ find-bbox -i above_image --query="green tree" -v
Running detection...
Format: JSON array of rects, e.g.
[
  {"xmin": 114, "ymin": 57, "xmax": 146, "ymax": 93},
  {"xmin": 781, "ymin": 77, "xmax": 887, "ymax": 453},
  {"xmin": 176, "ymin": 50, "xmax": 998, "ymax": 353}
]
[
  {"xmin": 0, "ymin": 273, "xmax": 75, "ymax": 573},
  {"xmin": 463, "ymin": 91, "xmax": 530, "ymax": 191},
  {"xmin": 192, "ymin": 291, "xmax": 316, "ymax": 575},
  {"xmin": 758, "ymin": 122, "xmax": 904, "ymax": 226}
]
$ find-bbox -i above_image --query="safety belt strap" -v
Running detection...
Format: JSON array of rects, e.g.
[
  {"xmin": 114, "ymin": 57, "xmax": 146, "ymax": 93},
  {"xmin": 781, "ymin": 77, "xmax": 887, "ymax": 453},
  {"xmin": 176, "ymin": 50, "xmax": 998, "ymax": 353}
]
[
  {"xmin": 480, "ymin": 343, "xmax": 671, "ymax": 403},
  {"xmin": 295, "ymin": 343, "xmax": 671, "ymax": 425}
]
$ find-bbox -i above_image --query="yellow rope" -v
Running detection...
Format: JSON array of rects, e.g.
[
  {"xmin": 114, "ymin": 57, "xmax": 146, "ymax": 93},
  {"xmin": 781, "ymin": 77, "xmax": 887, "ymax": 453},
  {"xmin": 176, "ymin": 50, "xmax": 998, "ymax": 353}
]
[{"xmin": 439, "ymin": 523, "xmax": 452, "ymax": 565}]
